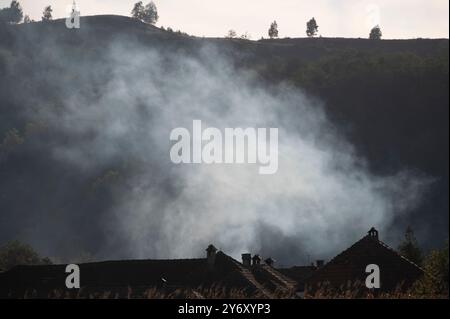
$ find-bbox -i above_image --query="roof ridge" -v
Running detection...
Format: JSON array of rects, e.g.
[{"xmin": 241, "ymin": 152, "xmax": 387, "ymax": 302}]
[
  {"xmin": 376, "ymin": 238, "xmax": 425, "ymax": 272},
  {"xmin": 323, "ymin": 234, "xmax": 424, "ymax": 272},
  {"xmin": 53, "ymin": 257, "xmax": 207, "ymax": 267},
  {"xmin": 4, "ymin": 257, "xmax": 208, "ymax": 274},
  {"xmin": 260, "ymin": 264, "xmax": 297, "ymax": 288}
]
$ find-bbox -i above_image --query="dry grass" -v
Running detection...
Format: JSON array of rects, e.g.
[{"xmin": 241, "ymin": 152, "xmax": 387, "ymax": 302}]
[
  {"xmin": 304, "ymin": 280, "xmax": 448, "ymax": 299},
  {"xmin": 20, "ymin": 285, "xmax": 276, "ymax": 299},
  {"xmin": 18, "ymin": 280, "xmax": 448, "ymax": 299}
]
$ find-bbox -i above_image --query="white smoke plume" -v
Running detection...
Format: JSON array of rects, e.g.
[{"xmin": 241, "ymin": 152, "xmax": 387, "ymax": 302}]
[{"xmin": 21, "ymin": 36, "xmax": 428, "ymax": 265}]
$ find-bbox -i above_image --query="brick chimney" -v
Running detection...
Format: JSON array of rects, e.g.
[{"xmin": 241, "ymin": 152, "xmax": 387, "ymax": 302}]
[
  {"xmin": 241, "ymin": 253, "xmax": 251, "ymax": 267},
  {"xmin": 252, "ymin": 254, "xmax": 261, "ymax": 266},
  {"xmin": 368, "ymin": 227, "xmax": 379, "ymax": 240}
]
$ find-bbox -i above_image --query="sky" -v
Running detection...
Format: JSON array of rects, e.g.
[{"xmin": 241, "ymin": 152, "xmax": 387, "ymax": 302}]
[{"xmin": 0, "ymin": 0, "xmax": 448, "ymax": 39}]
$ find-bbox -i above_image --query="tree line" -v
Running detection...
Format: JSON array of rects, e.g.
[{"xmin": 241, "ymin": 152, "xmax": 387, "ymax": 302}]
[
  {"xmin": 0, "ymin": 1, "xmax": 159, "ymax": 25},
  {"xmin": 264, "ymin": 17, "xmax": 381, "ymax": 39},
  {"xmin": 1, "ymin": 1, "xmax": 382, "ymax": 40},
  {"xmin": 0, "ymin": 1, "xmax": 53, "ymax": 23},
  {"xmin": 228, "ymin": 17, "xmax": 382, "ymax": 40}
]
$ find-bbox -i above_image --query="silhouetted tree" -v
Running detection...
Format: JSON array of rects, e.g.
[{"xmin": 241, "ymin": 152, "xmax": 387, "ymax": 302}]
[
  {"xmin": 23, "ymin": 14, "xmax": 31, "ymax": 23},
  {"xmin": 0, "ymin": 240, "xmax": 52, "ymax": 271},
  {"xmin": 398, "ymin": 226, "xmax": 423, "ymax": 266},
  {"xmin": 240, "ymin": 32, "xmax": 251, "ymax": 40},
  {"xmin": 268, "ymin": 21, "xmax": 278, "ymax": 39},
  {"xmin": 413, "ymin": 240, "xmax": 449, "ymax": 297},
  {"xmin": 143, "ymin": 1, "xmax": 158, "ymax": 25},
  {"xmin": 306, "ymin": 17, "xmax": 318, "ymax": 37},
  {"xmin": 0, "ymin": 1, "xmax": 23, "ymax": 24},
  {"xmin": 131, "ymin": 1, "xmax": 145, "ymax": 20},
  {"xmin": 42, "ymin": 5, "xmax": 52, "ymax": 22},
  {"xmin": 226, "ymin": 29, "xmax": 237, "ymax": 38},
  {"xmin": 369, "ymin": 25, "xmax": 382, "ymax": 40},
  {"xmin": 9, "ymin": 0, "xmax": 22, "ymax": 23},
  {"xmin": 131, "ymin": 1, "xmax": 158, "ymax": 25}
]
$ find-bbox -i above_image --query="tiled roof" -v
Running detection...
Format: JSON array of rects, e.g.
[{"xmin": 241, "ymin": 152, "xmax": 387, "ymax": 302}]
[
  {"xmin": 278, "ymin": 266, "xmax": 317, "ymax": 291},
  {"xmin": 306, "ymin": 230, "xmax": 424, "ymax": 292},
  {"xmin": 0, "ymin": 250, "xmax": 296, "ymax": 298}
]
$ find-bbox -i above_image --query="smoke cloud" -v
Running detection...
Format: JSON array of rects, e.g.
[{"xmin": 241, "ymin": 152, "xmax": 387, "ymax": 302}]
[{"xmin": 2, "ymin": 25, "xmax": 429, "ymax": 265}]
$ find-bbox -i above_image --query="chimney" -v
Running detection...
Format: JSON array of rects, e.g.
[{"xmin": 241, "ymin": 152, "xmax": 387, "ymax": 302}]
[
  {"xmin": 241, "ymin": 253, "xmax": 251, "ymax": 267},
  {"xmin": 265, "ymin": 257, "xmax": 275, "ymax": 267},
  {"xmin": 316, "ymin": 260, "xmax": 324, "ymax": 268},
  {"xmin": 368, "ymin": 227, "xmax": 379, "ymax": 240},
  {"xmin": 252, "ymin": 254, "xmax": 261, "ymax": 266},
  {"xmin": 206, "ymin": 244, "xmax": 217, "ymax": 267}
]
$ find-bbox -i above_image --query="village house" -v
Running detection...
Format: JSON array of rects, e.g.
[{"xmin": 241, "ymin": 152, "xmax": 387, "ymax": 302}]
[
  {"xmin": 0, "ymin": 228, "xmax": 426, "ymax": 298},
  {"xmin": 300, "ymin": 228, "xmax": 424, "ymax": 293},
  {"xmin": 0, "ymin": 244, "xmax": 296, "ymax": 298}
]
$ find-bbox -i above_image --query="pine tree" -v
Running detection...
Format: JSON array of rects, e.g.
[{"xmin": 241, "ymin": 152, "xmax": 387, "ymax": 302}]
[
  {"xmin": 42, "ymin": 5, "xmax": 52, "ymax": 22},
  {"xmin": 398, "ymin": 226, "xmax": 423, "ymax": 266},
  {"xmin": 306, "ymin": 17, "xmax": 319, "ymax": 37},
  {"xmin": 268, "ymin": 21, "xmax": 278, "ymax": 39},
  {"xmin": 0, "ymin": 1, "xmax": 23, "ymax": 24}
]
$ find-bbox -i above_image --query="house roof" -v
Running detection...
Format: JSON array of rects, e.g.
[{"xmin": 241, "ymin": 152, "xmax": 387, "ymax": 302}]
[
  {"xmin": 306, "ymin": 228, "xmax": 424, "ymax": 292},
  {"xmin": 0, "ymin": 249, "xmax": 296, "ymax": 298},
  {"xmin": 278, "ymin": 266, "xmax": 317, "ymax": 291}
]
